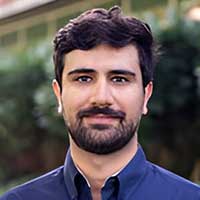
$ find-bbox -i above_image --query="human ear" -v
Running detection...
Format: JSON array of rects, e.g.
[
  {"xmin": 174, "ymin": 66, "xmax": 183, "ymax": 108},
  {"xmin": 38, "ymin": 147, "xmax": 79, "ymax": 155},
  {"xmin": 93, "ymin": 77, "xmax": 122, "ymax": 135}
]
[
  {"xmin": 52, "ymin": 79, "xmax": 62, "ymax": 113},
  {"xmin": 142, "ymin": 82, "xmax": 153, "ymax": 115}
]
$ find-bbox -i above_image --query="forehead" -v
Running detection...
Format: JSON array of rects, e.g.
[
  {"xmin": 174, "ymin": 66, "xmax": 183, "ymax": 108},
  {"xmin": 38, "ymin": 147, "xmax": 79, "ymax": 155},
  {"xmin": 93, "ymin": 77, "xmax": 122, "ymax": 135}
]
[{"xmin": 63, "ymin": 44, "xmax": 140, "ymax": 73}]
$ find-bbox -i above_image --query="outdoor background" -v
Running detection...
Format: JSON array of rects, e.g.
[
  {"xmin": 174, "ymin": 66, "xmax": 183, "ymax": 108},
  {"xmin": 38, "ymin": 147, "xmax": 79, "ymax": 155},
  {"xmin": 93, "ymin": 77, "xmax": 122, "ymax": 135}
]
[{"xmin": 0, "ymin": 0, "xmax": 200, "ymax": 194}]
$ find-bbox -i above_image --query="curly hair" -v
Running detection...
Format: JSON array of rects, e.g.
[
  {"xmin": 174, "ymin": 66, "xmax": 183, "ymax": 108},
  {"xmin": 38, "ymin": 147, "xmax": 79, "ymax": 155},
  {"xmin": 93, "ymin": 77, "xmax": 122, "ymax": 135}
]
[{"xmin": 53, "ymin": 6, "xmax": 158, "ymax": 90}]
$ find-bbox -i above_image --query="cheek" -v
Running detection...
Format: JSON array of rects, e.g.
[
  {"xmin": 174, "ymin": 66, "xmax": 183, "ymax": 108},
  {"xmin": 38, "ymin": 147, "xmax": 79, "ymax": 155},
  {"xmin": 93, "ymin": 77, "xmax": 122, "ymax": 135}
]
[
  {"xmin": 61, "ymin": 88, "xmax": 91, "ymax": 116},
  {"xmin": 118, "ymin": 91, "xmax": 144, "ymax": 119}
]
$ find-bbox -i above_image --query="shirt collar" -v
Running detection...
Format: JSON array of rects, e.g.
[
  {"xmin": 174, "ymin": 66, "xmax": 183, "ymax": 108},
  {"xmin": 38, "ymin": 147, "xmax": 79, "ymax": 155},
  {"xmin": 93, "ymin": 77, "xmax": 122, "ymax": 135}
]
[
  {"xmin": 117, "ymin": 145, "xmax": 148, "ymax": 196},
  {"xmin": 63, "ymin": 150, "xmax": 79, "ymax": 200},
  {"xmin": 63, "ymin": 145, "xmax": 147, "ymax": 199}
]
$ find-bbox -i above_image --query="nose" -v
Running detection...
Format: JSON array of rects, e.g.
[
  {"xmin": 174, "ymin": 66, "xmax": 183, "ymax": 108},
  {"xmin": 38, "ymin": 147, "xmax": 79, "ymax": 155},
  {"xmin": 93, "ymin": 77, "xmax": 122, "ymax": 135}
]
[{"xmin": 90, "ymin": 78, "xmax": 114, "ymax": 107}]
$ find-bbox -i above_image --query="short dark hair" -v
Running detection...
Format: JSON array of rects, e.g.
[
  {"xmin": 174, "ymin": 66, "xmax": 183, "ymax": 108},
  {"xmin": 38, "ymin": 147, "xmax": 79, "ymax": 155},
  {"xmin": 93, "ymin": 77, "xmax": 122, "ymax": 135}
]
[{"xmin": 53, "ymin": 6, "xmax": 157, "ymax": 89}]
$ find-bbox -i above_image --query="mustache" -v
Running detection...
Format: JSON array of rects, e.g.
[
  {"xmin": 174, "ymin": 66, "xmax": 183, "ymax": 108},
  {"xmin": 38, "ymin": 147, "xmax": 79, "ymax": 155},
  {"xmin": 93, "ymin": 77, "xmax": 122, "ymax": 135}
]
[{"xmin": 77, "ymin": 106, "xmax": 126, "ymax": 119}]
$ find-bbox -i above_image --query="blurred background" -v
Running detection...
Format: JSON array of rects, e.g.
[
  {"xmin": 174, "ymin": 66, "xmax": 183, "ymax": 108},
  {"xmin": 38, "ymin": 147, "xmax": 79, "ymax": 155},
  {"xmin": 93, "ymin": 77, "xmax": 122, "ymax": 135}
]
[{"xmin": 0, "ymin": 0, "xmax": 200, "ymax": 194}]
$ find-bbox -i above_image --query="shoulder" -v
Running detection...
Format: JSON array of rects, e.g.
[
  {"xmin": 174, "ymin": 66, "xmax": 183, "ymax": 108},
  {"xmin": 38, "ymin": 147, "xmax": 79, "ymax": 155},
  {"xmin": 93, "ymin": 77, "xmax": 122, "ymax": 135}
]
[
  {"xmin": 146, "ymin": 161, "xmax": 200, "ymax": 198},
  {"xmin": 0, "ymin": 166, "xmax": 66, "ymax": 200}
]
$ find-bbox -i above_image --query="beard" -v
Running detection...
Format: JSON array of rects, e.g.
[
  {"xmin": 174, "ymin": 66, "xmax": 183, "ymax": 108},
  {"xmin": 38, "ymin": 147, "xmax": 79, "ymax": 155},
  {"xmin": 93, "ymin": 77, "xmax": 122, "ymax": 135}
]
[{"xmin": 64, "ymin": 106, "xmax": 140, "ymax": 155}]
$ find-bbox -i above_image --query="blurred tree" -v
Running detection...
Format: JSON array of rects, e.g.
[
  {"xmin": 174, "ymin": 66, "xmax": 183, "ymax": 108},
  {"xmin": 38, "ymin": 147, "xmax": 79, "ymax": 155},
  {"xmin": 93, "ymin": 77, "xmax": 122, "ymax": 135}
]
[
  {"xmin": 147, "ymin": 19, "xmax": 200, "ymax": 179},
  {"xmin": 0, "ymin": 43, "xmax": 67, "ymax": 184}
]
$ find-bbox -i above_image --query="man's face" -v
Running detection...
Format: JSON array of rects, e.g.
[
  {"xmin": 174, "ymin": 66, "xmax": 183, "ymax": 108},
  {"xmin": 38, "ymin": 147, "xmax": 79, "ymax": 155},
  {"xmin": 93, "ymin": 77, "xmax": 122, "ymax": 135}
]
[{"xmin": 53, "ymin": 44, "xmax": 152, "ymax": 154}]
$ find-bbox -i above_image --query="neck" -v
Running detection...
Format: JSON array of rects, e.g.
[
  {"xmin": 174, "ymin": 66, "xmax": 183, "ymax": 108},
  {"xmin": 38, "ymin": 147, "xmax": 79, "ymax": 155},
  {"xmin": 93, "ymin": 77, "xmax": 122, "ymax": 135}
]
[{"xmin": 70, "ymin": 135, "xmax": 138, "ymax": 190}]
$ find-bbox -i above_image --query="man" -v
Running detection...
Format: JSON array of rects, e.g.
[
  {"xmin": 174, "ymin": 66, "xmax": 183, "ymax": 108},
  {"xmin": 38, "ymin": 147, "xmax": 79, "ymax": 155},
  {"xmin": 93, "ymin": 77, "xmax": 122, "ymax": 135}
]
[{"xmin": 1, "ymin": 5, "xmax": 200, "ymax": 200}]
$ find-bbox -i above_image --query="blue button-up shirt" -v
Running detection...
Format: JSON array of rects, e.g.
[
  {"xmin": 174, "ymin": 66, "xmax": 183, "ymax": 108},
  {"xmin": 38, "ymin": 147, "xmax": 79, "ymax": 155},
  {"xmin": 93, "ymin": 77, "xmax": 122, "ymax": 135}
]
[{"xmin": 1, "ymin": 146, "xmax": 200, "ymax": 199}]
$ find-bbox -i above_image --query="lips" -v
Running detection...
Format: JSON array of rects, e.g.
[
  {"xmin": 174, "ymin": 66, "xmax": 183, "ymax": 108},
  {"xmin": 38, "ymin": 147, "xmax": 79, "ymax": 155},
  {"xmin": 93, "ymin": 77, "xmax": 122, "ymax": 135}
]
[{"xmin": 83, "ymin": 114, "xmax": 119, "ymax": 125}]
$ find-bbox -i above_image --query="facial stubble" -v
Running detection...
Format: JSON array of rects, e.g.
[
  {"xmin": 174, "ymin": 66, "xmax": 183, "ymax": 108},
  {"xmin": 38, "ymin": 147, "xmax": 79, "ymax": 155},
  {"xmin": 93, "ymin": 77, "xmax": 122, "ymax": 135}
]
[{"xmin": 62, "ymin": 106, "xmax": 141, "ymax": 155}]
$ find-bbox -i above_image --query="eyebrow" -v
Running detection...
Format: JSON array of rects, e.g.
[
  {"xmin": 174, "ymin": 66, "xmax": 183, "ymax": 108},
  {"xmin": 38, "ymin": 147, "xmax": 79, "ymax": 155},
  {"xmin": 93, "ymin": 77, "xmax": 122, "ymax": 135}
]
[
  {"xmin": 67, "ymin": 68, "xmax": 136, "ymax": 77},
  {"xmin": 109, "ymin": 69, "xmax": 136, "ymax": 77},
  {"xmin": 68, "ymin": 68, "xmax": 96, "ymax": 76}
]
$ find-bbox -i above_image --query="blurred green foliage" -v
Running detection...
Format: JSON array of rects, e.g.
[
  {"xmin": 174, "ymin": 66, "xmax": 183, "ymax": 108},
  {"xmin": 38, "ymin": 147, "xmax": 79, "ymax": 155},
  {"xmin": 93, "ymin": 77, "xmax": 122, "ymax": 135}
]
[
  {"xmin": 0, "ymin": 42, "xmax": 67, "ymax": 185},
  {"xmin": 141, "ymin": 18, "xmax": 200, "ymax": 179},
  {"xmin": 0, "ymin": 16, "xmax": 200, "ymax": 191}
]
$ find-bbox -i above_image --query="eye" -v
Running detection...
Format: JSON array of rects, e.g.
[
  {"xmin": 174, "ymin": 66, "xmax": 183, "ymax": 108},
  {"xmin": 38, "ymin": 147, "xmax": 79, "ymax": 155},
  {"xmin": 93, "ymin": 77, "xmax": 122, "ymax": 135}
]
[
  {"xmin": 111, "ymin": 76, "xmax": 129, "ymax": 83},
  {"xmin": 75, "ymin": 75, "xmax": 92, "ymax": 83}
]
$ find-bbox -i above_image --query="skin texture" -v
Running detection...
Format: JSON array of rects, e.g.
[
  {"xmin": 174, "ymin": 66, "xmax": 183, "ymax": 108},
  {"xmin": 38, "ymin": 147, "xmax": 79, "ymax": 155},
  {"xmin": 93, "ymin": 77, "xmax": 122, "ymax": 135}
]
[{"xmin": 53, "ymin": 44, "xmax": 153, "ymax": 200}]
